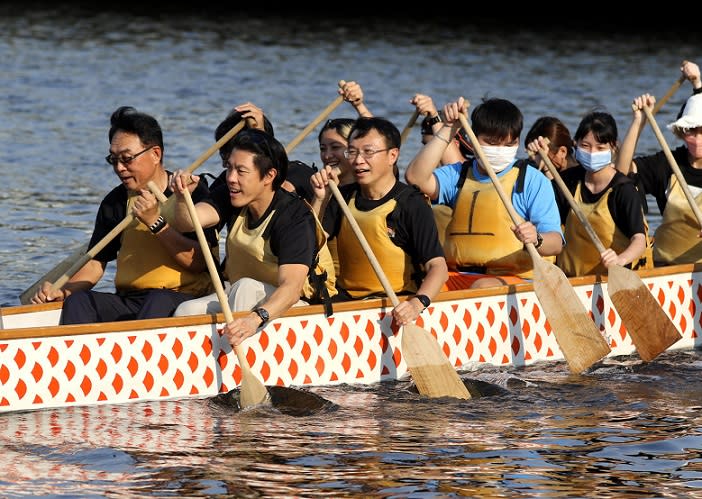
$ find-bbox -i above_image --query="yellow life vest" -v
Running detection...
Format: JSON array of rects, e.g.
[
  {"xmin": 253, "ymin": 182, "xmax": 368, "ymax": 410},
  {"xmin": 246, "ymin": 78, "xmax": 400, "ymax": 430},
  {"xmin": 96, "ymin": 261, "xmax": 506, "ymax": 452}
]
[
  {"xmin": 115, "ymin": 192, "xmax": 214, "ymax": 297},
  {"xmin": 653, "ymin": 175, "xmax": 702, "ymax": 264},
  {"xmin": 224, "ymin": 195, "xmax": 337, "ymax": 312},
  {"xmin": 336, "ymin": 192, "xmax": 414, "ymax": 298},
  {"xmin": 558, "ymin": 183, "xmax": 649, "ymax": 276},
  {"xmin": 444, "ymin": 165, "xmax": 533, "ymax": 277}
]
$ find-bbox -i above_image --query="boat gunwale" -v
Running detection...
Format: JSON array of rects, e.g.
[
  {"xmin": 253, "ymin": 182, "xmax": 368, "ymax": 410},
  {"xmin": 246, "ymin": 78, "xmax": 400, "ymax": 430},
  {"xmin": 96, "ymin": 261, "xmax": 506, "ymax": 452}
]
[{"xmin": 2, "ymin": 262, "xmax": 699, "ymax": 341}]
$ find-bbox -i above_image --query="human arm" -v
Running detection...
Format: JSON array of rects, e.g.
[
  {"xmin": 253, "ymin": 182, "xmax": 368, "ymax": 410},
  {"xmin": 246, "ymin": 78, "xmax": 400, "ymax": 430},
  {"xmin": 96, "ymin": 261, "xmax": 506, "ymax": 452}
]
[
  {"xmin": 222, "ymin": 262, "xmax": 310, "ymax": 346},
  {"xmin": 232, "ymin": 102, "xmax": 268, "ymax": 131},
  {"xmin": 514, "ymin": 166, "xmax": 565, "ymax": 256},
  {"xmin": 411, "ymin": 93, "xmax": 464, "ymax": 164},
  {"xmin": 391, "ymin": 255, "xmax": 448, "ymax": 326},
  {"xmin": 168, "ymin": 170, "xmax": 221, "ymax": 232},
  {"xmin": 682, "ymin": 60, "xmax": 702, "ymax": 93},
  {"xmin": 616, "ymin": 94, "xmax": 656, "ymax": 175},
  {"xmin": 30, "ymin": 259, "xmax": 106, "ymax": 303},
  {"xmin": 405, "ymin": 97, "xmax": 467, "ymax": 199},
  {"xmin": 339, "ymin": 80, "xmax": 372, "ymax": 117},
  {"xmin": 309, "ymin": 165, "xmax": 338, "ymax": 223}
]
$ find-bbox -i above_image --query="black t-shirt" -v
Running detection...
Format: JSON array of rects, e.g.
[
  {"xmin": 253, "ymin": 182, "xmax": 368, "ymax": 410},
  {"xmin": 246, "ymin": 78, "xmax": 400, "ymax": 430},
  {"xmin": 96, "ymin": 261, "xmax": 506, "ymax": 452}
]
[
  {"xmin": 206, "ymin": 186, "xmax": 317, "ymax": 267},
  {"xmin": 323, "ymin": 181, "xmax": 445, "ymax": 266},
  {"xmin": 633, "ymin": 145, "xmax": 702, "ymax": 213},
  {"xmin": 554, "ymin": 167, "xmax": 647, "ymax": 238},
  {"xmin": 90, "ymin": 172, "xmax": 216, "ymax": 263}
]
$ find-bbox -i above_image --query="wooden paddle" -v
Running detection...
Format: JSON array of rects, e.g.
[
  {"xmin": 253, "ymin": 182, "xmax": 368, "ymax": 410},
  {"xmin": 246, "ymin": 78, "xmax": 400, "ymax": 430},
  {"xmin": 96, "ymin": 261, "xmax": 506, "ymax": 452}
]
[
  {"xmin": 178, "ymin": 185, "xmax": 269, "ymax": 408},
  {"xmin": 536, "ymin": 141, "xmax": 681, "ymax": 361},
  {"xmin": 400, "ymin": 110, "xmax": 421, "ymax": 145},
  {"xmin": 458, "ymin": 114, "xmax": 610, "ymax": 373},
  {"xmin": 285, "ymin": 90, "xmax": 345, "ymax": 154},
  {"xmin": 327, "ymin": 181, "xmax": 470, "ymax": 399},
  {"xmin": 643, "ymin": 104, "xmax": 702, "ymax": 226},
  {"xmin": 652, "ymin": 75, "xmax": 686, "ymax": 116},
  {"xmin": 26, "ymin": 121, "xmax": 246, "ymax": 300}
]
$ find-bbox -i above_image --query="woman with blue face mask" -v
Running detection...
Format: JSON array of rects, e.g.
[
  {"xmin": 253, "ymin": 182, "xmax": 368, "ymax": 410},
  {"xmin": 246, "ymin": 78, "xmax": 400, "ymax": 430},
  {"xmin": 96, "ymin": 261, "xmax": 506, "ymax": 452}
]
[{"xmin": 538, "ymin": 110, "xmax": 651, "ymax": 277}]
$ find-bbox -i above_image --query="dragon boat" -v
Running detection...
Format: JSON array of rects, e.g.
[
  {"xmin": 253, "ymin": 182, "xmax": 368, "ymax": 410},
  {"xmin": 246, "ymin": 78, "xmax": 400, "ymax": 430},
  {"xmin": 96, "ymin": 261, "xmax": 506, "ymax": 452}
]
[{"xmin": 2, "ymin": 263, "xmax": 701, "ymax": 414}]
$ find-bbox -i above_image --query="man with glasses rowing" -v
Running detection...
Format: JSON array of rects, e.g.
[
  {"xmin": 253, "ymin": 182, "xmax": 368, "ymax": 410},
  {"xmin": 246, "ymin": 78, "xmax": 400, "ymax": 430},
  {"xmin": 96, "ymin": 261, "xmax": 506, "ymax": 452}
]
[
  {"xmin": 31, "ymin": 106, "xmax": 217, "ymax": 323},
  {"xmin": 310, "ymin": 116, "xmax": 448, "ymax": 327}
]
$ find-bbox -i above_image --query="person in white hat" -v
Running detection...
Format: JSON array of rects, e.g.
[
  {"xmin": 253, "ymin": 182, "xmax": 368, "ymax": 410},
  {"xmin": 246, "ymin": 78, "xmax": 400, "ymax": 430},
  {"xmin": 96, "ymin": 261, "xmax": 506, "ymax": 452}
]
[{"xmin": 616, "ymin": 62, "xmax": 702, "ymax": 265}]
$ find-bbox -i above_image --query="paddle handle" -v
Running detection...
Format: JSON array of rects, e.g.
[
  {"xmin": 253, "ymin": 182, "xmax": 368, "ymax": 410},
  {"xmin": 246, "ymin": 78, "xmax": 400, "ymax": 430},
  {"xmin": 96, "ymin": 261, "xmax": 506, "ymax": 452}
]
[
  {"xmin": 458, "ymin": 114, "xmax": 540, "ymax": 261},
  {"xmin": 536, "ymin": 142, "xmax": 607, "ymax": 254},
  {"xmin": 652, "ymin": 75, "xmax": 686, "ymax": 115},
  {"xmin": 642, "ymin": 105, "xmax": 702, "ymax": 228},
  {"xmin": 328, "ymin": 182, "xmax": 400, "ymax": 307},
  {"xmin": 400, "ymin": 110, "xmax": 421, "ymax": 145}
]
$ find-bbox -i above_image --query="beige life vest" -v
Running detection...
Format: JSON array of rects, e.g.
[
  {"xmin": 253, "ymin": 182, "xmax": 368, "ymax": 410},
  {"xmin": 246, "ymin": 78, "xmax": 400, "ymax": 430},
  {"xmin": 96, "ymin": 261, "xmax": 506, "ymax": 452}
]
[
  {"xmin": 653, "ymin": 175, "xmax": 702, "ymax": 264},
  {"xmin": 115, "ymin": 192, "xmax": 213, "ymax": 296}
]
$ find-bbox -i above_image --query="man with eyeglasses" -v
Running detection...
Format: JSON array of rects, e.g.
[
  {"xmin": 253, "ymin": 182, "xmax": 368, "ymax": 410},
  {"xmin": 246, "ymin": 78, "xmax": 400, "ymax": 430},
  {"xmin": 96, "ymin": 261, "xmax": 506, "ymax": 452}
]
[
  {"xmin": 31, "ymin": 106, "xmax": 217, "ymax": 324},
  {"xmin": 310, "ymin": 116, "xmax": 448, "ymax": 327}
]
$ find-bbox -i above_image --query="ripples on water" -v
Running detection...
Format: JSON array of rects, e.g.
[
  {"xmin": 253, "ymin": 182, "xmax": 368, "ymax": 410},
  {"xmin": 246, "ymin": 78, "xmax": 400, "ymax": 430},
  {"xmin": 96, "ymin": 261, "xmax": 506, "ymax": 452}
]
[
  {"xmin": 2, "ymin": 350, "xmax": 702, "ymax": 497},
  {"xmin": 2, "ymin": 4, "xmax": 702, "ymax": 497}
]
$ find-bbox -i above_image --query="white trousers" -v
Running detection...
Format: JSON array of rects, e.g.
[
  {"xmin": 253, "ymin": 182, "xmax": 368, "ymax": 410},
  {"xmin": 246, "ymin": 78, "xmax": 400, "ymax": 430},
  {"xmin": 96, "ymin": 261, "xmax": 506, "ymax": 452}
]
[{"xmin": 173, "ymin": 277, "xmax": 307, "ymax": 316}]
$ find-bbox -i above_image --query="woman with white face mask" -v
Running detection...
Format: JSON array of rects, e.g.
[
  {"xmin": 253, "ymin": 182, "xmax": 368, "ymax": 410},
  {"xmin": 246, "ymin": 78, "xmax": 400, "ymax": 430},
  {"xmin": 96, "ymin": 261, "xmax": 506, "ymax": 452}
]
[
  {"xmin": 617, "ymin": 87, "xmax": 702, "ymax": 266},
  {"xmin": 535, "ymin": 110, "xmax": 651, "ymax": 277},
  {"xmin": 405, "ymin": 96, "xmax": 564, "ymax": 290}
]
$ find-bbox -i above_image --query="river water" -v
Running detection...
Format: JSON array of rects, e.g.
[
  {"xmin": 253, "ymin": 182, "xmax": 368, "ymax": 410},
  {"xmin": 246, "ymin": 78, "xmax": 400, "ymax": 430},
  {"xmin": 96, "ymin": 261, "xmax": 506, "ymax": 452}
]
[{"xmin": 2, "ymin": 5, "xmax": 702, "ymax": 497}]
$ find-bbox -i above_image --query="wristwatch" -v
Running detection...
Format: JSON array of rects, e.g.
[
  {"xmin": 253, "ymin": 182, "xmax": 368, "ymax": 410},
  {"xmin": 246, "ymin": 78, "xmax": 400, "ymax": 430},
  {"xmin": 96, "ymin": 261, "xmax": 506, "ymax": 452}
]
[
  {"xmin": 253, "ymin": 307, "xmax": 270, "ymax": 328},
  {"xmin": 425, "ymin": 114, "xmax": 442, "ymax": 127},
  {"xmin": 534, "ymin": 232, "xmax": 544, "ymax": 249},
  {"xmin": 414, "ymin": 294, "xmax": 431, "ymax": 312}
]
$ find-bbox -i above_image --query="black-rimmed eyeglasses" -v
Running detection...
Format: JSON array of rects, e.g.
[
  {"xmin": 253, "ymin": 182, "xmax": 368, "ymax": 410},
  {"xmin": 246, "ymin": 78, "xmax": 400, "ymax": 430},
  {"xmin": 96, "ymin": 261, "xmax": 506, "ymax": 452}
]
[
  {"xmin": 105, "ymin": 145, "xmax": 155, "ymax": 167},
  {"xmin": 343, "ymin": 147, "xmax": 391, "ymax": 160}
]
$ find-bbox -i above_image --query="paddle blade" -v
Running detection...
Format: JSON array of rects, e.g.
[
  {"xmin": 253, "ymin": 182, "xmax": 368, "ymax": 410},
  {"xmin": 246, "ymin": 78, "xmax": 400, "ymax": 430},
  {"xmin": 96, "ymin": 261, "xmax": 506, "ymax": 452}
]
[
  {"xmin": 532, "ymin": 259, "xmax": 611, "ymax": 373},
  {"xmin": 401, "ymin": 324, "xmax": 471, "ymax": 399},
  {"xmin": 238, "ymin": 363, "xmax": 270, "ymax": 408},
  {"xmin": 606, "ymin": 265, "xmax": 682, "ymax": 362}
]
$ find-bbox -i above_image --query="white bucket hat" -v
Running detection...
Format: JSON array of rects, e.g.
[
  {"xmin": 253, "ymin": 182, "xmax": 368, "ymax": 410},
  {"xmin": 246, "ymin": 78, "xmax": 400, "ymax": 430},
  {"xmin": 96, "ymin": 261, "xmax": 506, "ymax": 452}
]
[{"xmin": 668, "ymin": 94, "xmax": 702, "ymax": 133}]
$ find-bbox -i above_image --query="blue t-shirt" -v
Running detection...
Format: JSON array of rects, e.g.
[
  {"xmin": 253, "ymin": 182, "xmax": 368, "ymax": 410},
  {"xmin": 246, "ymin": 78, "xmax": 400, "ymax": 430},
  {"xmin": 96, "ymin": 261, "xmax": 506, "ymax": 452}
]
[{"xmin": 434, "ymin": 160, "xmax": 563, "ymax": 236}]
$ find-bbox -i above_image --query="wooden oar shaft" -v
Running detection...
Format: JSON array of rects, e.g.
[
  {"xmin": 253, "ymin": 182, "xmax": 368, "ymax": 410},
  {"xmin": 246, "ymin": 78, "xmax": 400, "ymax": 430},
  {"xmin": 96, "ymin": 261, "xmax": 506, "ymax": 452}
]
[
  {"xmin": 285, "ymin": 95, "xmax": 344, "ymax": 154},
  {"xmin": 328, "ymin": 182, "xmax": 399, "ymax": 307},
  {"xmin": 643, "ymin": 105, "xmax": 702, "ymax": 227},
  {"xmin": 47, "ymin": 121, "xmax": 246, "ymax": 293},
  {"xmin": 50, "ymin": 214, "xmax": 134, "ymax": 292},
  {"xmin": 400, "ymin": 110, "xmax": 421, "ymax": 145},
  {"xmin": 180, "ymin": 187, "xmax": 267, "ymax": 407},
  {"xmin": 652, "ymin": 75, "xmax": 686, "ymax": 115},
  {"xmin": 537, "ymin": 144, "xmax": 607, "ymax": 254}
]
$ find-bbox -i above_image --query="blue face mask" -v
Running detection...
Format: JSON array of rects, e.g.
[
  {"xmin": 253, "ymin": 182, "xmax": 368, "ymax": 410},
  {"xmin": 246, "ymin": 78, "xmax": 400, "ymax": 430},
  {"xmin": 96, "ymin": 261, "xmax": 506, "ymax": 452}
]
[{"xmin": 575, "ymin": 147, "xmax": 612, "ymax": 172}]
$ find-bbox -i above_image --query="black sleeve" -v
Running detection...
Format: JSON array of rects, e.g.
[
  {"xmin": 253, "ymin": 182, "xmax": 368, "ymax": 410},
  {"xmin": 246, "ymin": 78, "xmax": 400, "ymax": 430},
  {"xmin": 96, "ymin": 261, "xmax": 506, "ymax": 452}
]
[
  {"xmin": 204, "ymin": 183, "xmax": 237, "ymax": 233},
  {"xmin": 89, "ymin": 186, "xmax": 128, "ymax": 263},
  {"xmin": 269, "ymin": 197, "xmax": 317, "ymax": 267},
  {"xmin": 633, "ymin": 150, "xmax": 673, "ymax": 203},
  {"xmin": 608, "ymin": 181, "xmax": 647, "ymax": 238},
  {"xmin": 392, "ymin": 187, "xmax": 445, "ymax": 265}
]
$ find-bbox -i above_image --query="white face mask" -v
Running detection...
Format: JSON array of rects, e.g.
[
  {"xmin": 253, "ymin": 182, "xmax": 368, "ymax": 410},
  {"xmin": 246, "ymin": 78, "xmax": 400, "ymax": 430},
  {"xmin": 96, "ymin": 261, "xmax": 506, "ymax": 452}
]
[{"xmin": 478, "ymin": 145, "xmax": 518, "ymax": 172}]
